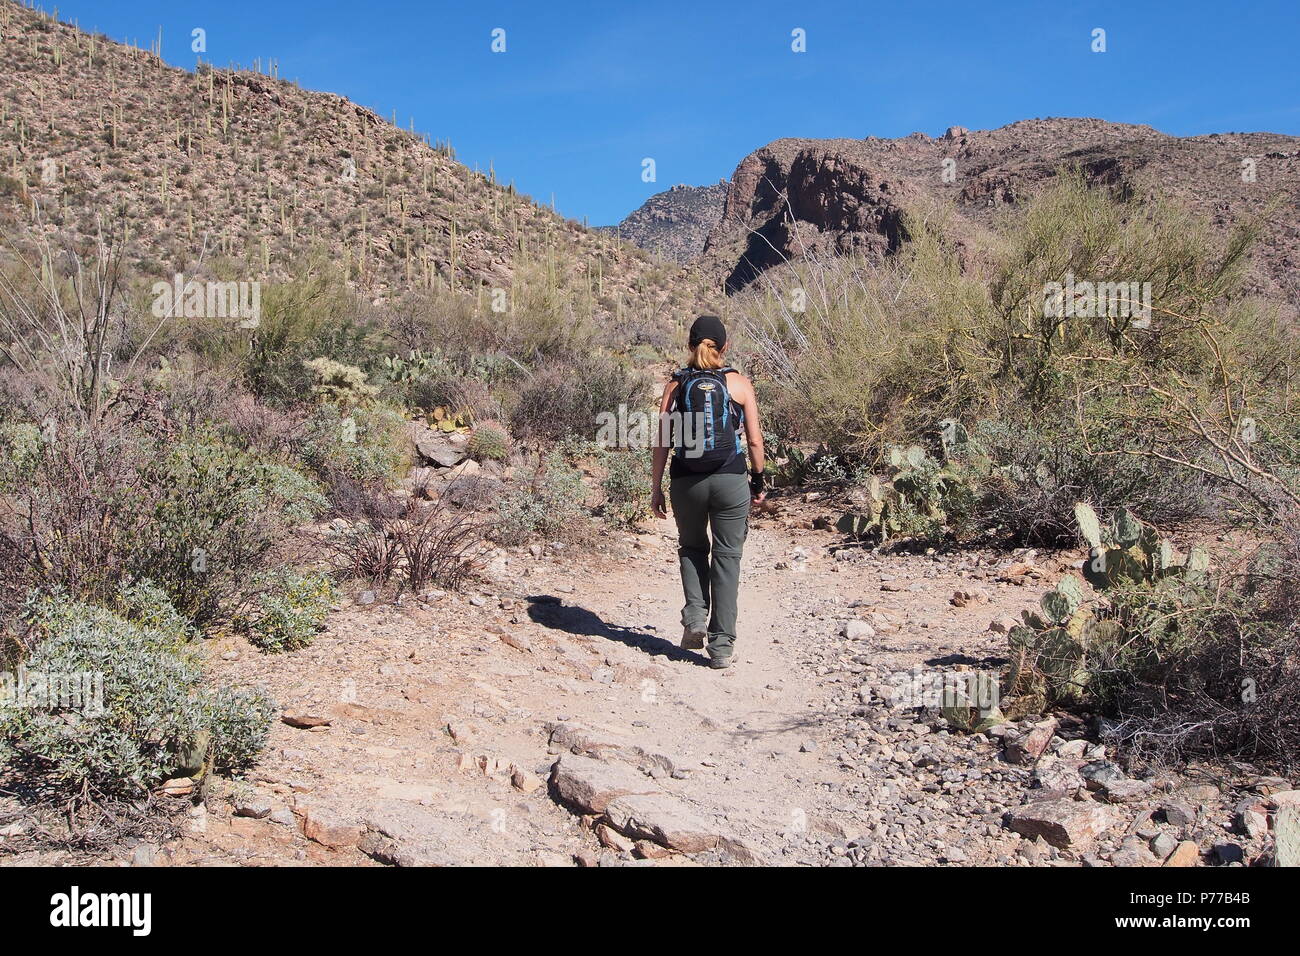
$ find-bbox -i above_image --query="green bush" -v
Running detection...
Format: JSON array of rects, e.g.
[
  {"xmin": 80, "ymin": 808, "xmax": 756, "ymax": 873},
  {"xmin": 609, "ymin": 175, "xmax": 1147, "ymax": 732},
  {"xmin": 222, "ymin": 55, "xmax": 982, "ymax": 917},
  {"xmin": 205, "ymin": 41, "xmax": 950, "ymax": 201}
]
[
  {"xmin": 131, "ymin": 429, "xmax": 328, "ymax": 624},
  {"xmin": 238, "ymin": 570, "xmax": 337, "ymax": 653},
  {"xmin": 964, "ymin": 417, "xmax": 1219, "ymax": 546},
  {"xmin": 0, "ymin": 590, "xmax": 274, "ymax": 796},
  {"xmin": 494, "ymin": 451, "xmax": 589, "ymax": 544},
  {"xmin": 0, "ymin": 418, "xmax": 326, "ymax": 625},
  {"xmin": 508, "ymin": 355, "xmax": 648, "ymax": 445},
  {"xmin": 298, "ymin": 401, "xmax": 410, "ymax": 486},
  {"xmin": 599, "ymin": 450, "xmax": 651, "ymax": 528}
]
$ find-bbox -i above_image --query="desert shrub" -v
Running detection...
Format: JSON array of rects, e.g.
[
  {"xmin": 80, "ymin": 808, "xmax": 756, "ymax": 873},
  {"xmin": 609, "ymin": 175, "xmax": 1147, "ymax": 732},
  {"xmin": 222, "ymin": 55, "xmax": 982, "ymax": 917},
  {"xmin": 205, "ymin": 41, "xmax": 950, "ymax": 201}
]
[
  {"xmin": 238, "ymin": 570, "xmax": 336, "ymax": 653},
  {"xmin": 298, "ymin": 401, "xmax": 410, "ymax": 487},
  {"xmin": 965, "ymin": 417, "xmax": 1220, "ymax": 546},
  {"xmin": 0, "ymin": 591, "xmax": 274, "ymax": 797},
  {"xmin": 205, "ymin": 685, "xmax": 278, "ymax": 773},
  {"xmin": 114, "ymin": 578, "xmax": 197, "ymax": 643},
  {"xmin": 0, "ymin": 417, "xmax": 325, "ymax": 625},
  {"xmin": 742, "ymin": 173, "xmax": 1270, "ymax": 466},
  {"xmin": 129, "ymin": 429, "xmax": 327, "ymax": 623},
  {"xmin": 598, "ymin": 450, "xmax": 651, "ymax": 528},
  {"xmin": 494, "ymin": 451, "xmax": 589, "ymax": 544},
  {"xmin": 742, "ymin": 223, "xmax": 994, "ymax": 457},
  {"xmin": 225, "ymin": 262, "xmax": 381, "ymax": 404},
  {"xmin": 508, "ymin": 354, "xmax": 648, "ymax": 445},
  {"xmin": 326, "ymin": 485, "xmax": 486, "ymax": 590}
]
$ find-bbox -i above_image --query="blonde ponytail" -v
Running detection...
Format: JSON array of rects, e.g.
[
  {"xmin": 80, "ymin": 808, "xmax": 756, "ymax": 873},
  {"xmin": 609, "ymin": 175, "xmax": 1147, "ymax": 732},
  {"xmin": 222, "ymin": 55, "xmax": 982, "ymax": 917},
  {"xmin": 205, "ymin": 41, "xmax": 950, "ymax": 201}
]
[{"xmin": 689, "ymin": 337, "xmax": 725, "ymax": 370}]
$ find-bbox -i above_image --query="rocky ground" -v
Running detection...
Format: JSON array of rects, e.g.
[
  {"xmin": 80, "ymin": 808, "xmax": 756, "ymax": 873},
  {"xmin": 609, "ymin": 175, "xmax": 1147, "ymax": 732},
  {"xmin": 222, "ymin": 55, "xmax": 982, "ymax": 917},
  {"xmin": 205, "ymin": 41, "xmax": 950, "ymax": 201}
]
[{"xmin": 2, "ymin": 496, "xmax": 1292, "ymax": 868}]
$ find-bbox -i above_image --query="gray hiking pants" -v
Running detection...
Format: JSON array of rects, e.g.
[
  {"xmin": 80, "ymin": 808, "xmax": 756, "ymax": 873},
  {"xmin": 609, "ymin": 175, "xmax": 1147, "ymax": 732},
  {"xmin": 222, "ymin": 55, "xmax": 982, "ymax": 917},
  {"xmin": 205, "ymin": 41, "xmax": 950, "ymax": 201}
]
[{"xmin": 669, "ymin": 470, "xmax": 751, "ymax": 661}]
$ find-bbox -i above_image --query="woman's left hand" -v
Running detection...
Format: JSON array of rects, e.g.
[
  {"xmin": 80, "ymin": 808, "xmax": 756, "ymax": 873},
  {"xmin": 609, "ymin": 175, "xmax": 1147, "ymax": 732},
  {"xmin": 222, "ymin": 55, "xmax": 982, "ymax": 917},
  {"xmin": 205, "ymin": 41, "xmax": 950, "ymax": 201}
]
[{"xmin": 651, "ymin": 488, "xmax": 667, "ymax": 519}]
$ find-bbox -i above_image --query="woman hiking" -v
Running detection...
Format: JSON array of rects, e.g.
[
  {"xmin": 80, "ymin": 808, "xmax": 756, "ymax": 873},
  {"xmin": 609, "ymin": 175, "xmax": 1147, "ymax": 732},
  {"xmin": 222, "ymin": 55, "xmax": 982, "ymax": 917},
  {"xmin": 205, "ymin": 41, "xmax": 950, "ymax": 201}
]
[{"xmin": 651, "ymin": 315, "xmax": 766, "ymax": 669}]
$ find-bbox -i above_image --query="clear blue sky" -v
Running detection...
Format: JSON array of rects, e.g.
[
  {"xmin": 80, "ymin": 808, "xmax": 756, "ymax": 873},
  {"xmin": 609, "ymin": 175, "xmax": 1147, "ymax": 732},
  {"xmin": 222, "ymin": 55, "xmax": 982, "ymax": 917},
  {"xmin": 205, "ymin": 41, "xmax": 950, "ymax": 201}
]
[{"xmin": 46, "ymin": 0, "xmax": 1300, "ymax": 225}]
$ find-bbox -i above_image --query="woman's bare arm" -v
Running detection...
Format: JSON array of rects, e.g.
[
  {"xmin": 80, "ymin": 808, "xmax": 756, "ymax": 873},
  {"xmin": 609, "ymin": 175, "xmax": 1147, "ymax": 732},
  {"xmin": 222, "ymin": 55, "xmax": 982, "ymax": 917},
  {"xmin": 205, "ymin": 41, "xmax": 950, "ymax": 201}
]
[
  {"xmin": 736, "ymin": 376, "xmax": 766, "ymax": 474},
  {"xmin": 650, "ymin": 380, "xmax": 676, "ymax": 518}
]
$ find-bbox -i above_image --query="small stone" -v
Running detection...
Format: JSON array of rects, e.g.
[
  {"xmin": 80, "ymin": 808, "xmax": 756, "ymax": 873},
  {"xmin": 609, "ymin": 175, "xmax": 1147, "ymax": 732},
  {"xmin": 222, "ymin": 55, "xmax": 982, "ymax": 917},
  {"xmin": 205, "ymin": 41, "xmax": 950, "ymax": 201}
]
[
  {"xmin": 1109, "ymin": 836, "xmax": 1159, "ymax": 867},
  {"xmin": 842, "ymin": 620, "xmax": 875, "ymax": 640},
  {"xmin": 159, "ymin": 777, "xmax": 194, "ymax": 795},
  {"xmin": 358, "ymin": 590, "xmax": 376, "ymax": 605},
  {"xmin": 1151, "ymin": 832, "xmax": 1179, "ymax": 860},
  {"xmin": 595, "ymin": 823, "xmax": 635, "ymax": 852},
  {"xmin": 131, "ymin": 845, "xmax": 156, "ymax": 867},
  {"xmin": 511, "ymin": 766, "xmax": 544, "ymax": 794},
  {"xmin": 302, "ymin": 808, "xmax": 363, "ymax": 848},
  {"xmin": 1212, "ymin": 842, "xmax": 1245, "ymax": 865},
  {"xmin": 234, "ymin": 797, "xmax": 274, "ymax": 819},
  {"xmin": 1005, "ymin": 718, "xmax": 1057, "ymax": 765},
  {"xmin": 1159, "ymin": 801, "xmax": 1196, "ymax": 827},
  {"xmin": 1162, "ymin": 840, "xmax": 1201, "ymax": 867},
  {"xmin": 1096, "ymin": 779, "xmax": 1153, "ymax": 804},
  {"xmin": 281, "ymin": 711, "xmax": 331, "ymax": 729}
]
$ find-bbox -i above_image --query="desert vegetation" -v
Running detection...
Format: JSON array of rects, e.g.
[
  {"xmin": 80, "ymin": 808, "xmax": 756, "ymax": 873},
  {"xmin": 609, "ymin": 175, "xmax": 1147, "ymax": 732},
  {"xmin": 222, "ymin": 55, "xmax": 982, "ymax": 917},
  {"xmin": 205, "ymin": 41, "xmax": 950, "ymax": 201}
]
[{"xmin": 736, "ymin": 171, "xmax": 1299, "ymax": 772}]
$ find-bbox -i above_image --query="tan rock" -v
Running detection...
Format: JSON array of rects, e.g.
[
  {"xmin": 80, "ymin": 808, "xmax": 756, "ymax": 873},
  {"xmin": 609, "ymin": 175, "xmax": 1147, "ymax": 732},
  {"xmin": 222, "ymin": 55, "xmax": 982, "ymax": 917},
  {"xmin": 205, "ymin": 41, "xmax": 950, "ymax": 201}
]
[
  {"xmin": 1162, "ymin": 840, "xmax": 1202, "ymax": 867},
  {"xmin": 548, "ymin": 754, "xmax": 657, "ymax": 814},
  {"xmin": 1005, "ymin": 718, "xmax": 1058, "ymax": 765},
  {"xmin": 510, "ymin": 765, "xmax": 544, "ymax": 794},
  {"xmin": 595, "ymin": 823, "xmax": 635, "ymax": 852},
  {"xmin": 303, "ymin": 808, "xmax": 363, "ymax": 848},
  {"xmin": 281, "ymin": 712, "xmax": 331, "ymax": 729},
  {"xmin": 602, "ymin": 792, "xmax": 721, "ymax": 853},
  {"xmin": 1007, "ymin": 798, "xmax": 1114, "ymax": 850}
]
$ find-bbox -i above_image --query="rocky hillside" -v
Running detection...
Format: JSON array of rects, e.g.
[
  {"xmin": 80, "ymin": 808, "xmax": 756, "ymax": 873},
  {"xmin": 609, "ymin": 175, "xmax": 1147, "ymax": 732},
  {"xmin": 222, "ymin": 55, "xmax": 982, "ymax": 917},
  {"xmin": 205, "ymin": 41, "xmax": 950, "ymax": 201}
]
[
  {"xmin": 702, "ymin": 119, "xmax": 1300, "ymax": 304},
  {"xmin": 600, "ymin": 181, "xmax": 728, "ymax": 264},
  {"xmin": 0, "ymin": 0, "xmax": 702, "ymax": 324}
]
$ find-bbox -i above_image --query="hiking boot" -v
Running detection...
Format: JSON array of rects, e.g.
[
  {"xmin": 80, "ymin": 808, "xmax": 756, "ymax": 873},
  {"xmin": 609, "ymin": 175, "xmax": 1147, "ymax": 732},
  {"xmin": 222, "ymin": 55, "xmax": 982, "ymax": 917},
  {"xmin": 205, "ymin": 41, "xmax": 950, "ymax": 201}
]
[
  {"xmin": 708, "ymin": 654, "xmax": 733, "ymax": 670},
  {"xmin": 681, "ymin": 624, "xmax": 707, "ymax": 650}
]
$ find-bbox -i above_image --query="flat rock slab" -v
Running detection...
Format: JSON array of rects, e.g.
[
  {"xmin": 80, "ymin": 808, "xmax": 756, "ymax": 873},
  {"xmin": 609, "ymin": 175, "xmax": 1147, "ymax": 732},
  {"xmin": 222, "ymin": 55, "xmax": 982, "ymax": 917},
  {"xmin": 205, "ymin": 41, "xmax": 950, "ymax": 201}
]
[
  {"xmin": 549, "ymin": 754, "xmax": 658, "ymax": 814},
  {"xmin": 361, "ymin": 804, "xmax": 481, "ymax": 867},
  {"xmin": 602, "ymin": 793, "xmax": 721, "ymax": 854},
  {"xmin": 302, "ymin": 808, "xmax": 364, "ymax": 848},
  {"xmin": 1007, "ymin": 798, "xmax": 1115, "ymax": 850}
]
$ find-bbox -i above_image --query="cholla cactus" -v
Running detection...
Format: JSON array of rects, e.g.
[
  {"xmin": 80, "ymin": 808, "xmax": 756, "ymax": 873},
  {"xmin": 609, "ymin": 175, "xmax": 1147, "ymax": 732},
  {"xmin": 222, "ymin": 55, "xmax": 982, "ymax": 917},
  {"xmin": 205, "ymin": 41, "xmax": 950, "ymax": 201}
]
[
  {"xmin": 303, "ymin": 357, "xmax": 378, "ymax": 403},
  {"xmin": 468, "ymin": 420, "xmax": 511, "ymax": 461}
]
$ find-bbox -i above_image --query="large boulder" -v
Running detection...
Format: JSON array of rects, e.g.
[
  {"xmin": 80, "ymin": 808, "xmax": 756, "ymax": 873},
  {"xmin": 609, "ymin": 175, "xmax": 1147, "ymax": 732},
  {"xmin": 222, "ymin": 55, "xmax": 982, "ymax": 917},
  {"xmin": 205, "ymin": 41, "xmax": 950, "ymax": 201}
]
[{"xmin": 412, "ymin": 425, "xmax": 468, "ymax": 467}]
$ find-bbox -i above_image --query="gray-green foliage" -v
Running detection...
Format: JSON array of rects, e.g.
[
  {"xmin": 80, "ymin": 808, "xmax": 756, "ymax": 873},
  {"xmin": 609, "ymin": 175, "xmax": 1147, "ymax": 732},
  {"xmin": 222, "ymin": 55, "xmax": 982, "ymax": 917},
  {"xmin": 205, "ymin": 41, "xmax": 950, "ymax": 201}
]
[
  {"xmin": 598, "ymin": 450, "xmax": 651, "ymax": 528},
  {"xmin": 238, "ymin": 570, "xmax": 337, "ymax": 653},
  {"xmin": 136, "ymin": 428, "xmax": 328, "ymax": 624},
  {"xmin": 1, "ymin": 590, "xmax": 274, "ymax": 795},
  {"xmin": 298, "ymin": 401, "xmax": 410, "ymax": 484},
  {"xmin": 494, "ymin": 451, "xmax": 588, "ymax": 544}
]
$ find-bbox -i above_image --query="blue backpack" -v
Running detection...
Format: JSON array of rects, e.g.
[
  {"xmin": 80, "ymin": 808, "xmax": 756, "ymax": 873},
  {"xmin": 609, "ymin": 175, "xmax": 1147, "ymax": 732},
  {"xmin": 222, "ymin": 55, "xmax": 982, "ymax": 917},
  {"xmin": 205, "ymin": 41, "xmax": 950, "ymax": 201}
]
[{"xmin": 670, "ymin": 367, "xmax": 743, "ymax": 472}]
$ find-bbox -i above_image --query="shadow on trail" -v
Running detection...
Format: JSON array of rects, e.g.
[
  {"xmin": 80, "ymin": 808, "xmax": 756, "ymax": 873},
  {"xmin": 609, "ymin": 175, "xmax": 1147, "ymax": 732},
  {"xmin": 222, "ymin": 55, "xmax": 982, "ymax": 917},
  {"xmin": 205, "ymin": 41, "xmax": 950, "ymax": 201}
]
[{"xmin": 525, "ymin": 595, "xmax": 706, "ymax": 666}]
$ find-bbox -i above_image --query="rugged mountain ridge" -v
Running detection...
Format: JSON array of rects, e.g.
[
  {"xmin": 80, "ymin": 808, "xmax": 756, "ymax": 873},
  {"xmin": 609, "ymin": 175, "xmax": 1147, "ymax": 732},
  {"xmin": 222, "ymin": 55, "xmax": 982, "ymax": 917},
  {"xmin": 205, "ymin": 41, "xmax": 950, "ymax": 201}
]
[
  {"xmin": 0, "ymin": 0, "xmax": 701, "ymax": 326},
  {"xmin": 700, "ymin": 119, "xmax": 1300, "ymax": 303},
  {"xmin": 599, "ymin": 181, "xmax": 729, "ymax": 264}
]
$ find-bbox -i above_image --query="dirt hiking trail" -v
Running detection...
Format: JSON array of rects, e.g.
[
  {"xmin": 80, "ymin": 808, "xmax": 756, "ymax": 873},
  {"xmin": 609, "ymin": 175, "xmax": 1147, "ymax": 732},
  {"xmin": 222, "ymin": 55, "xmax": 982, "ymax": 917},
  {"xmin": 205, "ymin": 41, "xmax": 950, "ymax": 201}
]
[{"xmin": 11, "ymin": 503, "xmax": 1271, "ymax": 868}]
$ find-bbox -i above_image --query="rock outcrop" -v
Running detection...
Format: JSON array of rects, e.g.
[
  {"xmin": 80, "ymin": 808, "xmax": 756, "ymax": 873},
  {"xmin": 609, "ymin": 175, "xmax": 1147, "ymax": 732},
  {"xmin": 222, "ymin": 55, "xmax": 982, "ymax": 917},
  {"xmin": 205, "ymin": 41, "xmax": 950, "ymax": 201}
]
[{"xmin": 700, "ymin": 118, "xmax": 1300, "ymax": 305}]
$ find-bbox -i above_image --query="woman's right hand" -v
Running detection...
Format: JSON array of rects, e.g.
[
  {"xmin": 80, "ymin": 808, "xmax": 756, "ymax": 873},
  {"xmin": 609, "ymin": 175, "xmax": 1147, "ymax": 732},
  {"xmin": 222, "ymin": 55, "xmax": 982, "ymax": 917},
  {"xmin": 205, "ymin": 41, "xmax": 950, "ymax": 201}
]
[{"xmin": 651, "ymin": 488, "xmax": 667, "ymax": 519}]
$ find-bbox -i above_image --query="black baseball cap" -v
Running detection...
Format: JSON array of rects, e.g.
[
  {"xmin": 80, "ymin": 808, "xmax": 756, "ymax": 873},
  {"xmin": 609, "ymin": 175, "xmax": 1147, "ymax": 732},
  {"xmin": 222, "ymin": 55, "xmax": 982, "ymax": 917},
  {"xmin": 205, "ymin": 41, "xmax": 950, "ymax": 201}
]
[{"xmin": 688, "ymin": 314, "xmax": 727, "ymax": 348}]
